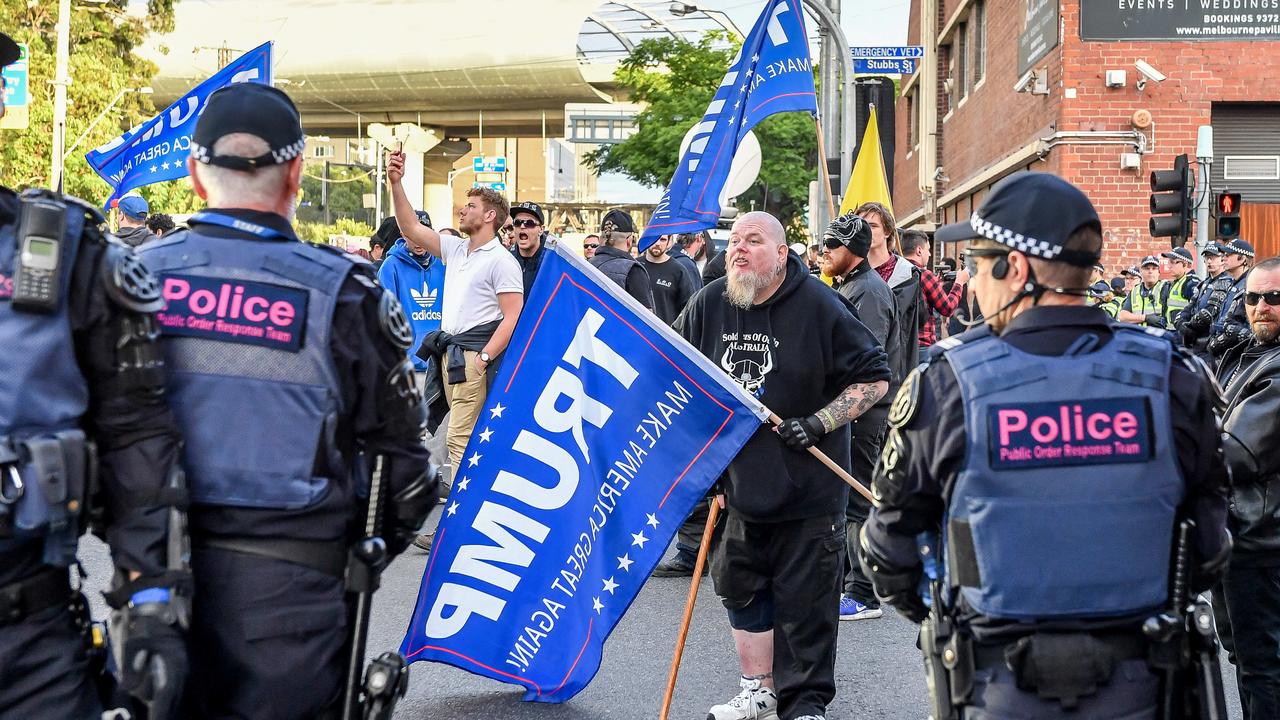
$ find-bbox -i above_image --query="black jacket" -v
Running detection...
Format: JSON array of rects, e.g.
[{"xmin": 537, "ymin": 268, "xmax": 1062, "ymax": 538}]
[
  {"xmin": 1220, "ymin": 339, "xmax": 1280, "ymax": 558},
  {"xmin": 834, "ymin": 260, "xmax": 899, "ymax": 402},
  {"xmin": 675, "ymin": 253, "xmax": 890, "ymax": 522},
  {"xmin": 590, "ymin": 245, "xmax": 653, "ymax": 309},
  {"xmin": 666, "ymin": 244, "xmax": 704, "ymax": 291},
  {"xmin": 876, "ymin": 255, "xmax": 922, "ymax": 402}
]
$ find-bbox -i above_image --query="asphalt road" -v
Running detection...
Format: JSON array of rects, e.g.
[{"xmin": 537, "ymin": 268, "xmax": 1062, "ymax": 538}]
[{"xmin": 79, "ymin": 531, "xmax": 1243, "ymax": 720}]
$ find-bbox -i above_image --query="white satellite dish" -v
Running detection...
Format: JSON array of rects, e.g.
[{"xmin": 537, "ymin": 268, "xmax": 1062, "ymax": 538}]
[{"xmin": 677, "ymin": 127, "xmax": 762, "ymax": 208}]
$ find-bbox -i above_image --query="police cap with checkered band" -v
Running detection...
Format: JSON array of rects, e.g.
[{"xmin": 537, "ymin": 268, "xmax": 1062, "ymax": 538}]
[
  {"xmin": 191, "ymin": 83, "xmax": 306, "ymax": 172},
  {"xmin": 935, "ymin": 172, "xmax": 1102, "ymax": 268}
]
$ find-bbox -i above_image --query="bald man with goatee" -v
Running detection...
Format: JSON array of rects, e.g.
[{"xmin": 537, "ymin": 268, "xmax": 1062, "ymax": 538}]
[{"xmin": 674, "ymin": 212, "xmax": 890, "ymax": 720}]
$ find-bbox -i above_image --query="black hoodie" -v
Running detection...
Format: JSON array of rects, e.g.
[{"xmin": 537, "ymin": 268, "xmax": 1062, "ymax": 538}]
[{"xmin": 676, "ymin": 253, "xmax": 891, "ymax": 522}]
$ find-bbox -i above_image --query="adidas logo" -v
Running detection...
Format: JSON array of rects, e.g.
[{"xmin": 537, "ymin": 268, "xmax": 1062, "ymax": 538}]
[{"xmin": 410, "ymin": 284, "xmax": 438, "ymax": 309}]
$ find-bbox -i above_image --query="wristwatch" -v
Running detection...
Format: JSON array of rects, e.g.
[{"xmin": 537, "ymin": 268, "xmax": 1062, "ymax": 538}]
[{"xmin": 478, "ymin": 351, "xmax": 492, "ymax": 365}]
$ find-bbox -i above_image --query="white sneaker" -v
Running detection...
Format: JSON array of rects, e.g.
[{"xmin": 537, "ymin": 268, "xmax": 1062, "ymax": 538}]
[
  {"xmin": 707, "ymin": 676, "xmax": 778, "ymax": 720},
  {"xmin": 793, "ymin": 716, "xmax": 826, "ymax": 720}
]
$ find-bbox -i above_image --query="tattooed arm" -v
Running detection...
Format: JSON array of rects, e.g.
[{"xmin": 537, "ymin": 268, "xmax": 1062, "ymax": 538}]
[{"xmin": 814, "ymin": 380, "xmax": 889, "ymax": 432}]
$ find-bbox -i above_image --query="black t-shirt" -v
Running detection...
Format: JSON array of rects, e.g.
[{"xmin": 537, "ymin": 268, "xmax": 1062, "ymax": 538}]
[
  {"xmin": 676, "ymin": 254, "xmax": 891, "ymax": 522},
  {"xmin": 640, "ymin": 256, "xmax": 695, "ymax": 325}
]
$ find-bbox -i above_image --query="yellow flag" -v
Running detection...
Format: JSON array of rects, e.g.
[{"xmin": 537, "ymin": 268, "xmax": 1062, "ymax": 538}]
[{"xmin": 838, "ymin": 107, "xmax": 893, "ymax": 216}]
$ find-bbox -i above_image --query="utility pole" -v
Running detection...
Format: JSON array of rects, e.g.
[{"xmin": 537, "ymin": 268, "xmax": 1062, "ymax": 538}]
[
  {"xmin": 1194, "ymin": 125, "xmax": 1213, "ymax": 277},
  {"xmin": 918, "ymin": 0, "xmax": 940, "ymax": 223},
  {"xmin": 50, "ymin": 0, "xmax": 72, "ymax": 190}
]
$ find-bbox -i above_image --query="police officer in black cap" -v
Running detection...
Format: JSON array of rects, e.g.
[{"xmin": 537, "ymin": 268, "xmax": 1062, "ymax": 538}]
[
  {"xmin": 0, "ymin": 28, "xmax": 189, "ymax": 719},
  {"xmin": 590, "ymin": 208, "xmax": 653, "ymax": 308},
  {"xmin": 1178, "ymin": 242, "xmax": 1230, "ymax": 360},
  {"xmin": 859, "ymin": 172, "xmax": 1230, "ymax": 719},
  {"xmin": 138, "ymin": 82, "xmax": 437, "ymax": 719},
  {"xmin": 1206, "ymin": 238, "xmax": 1257, "ymax": 359}
]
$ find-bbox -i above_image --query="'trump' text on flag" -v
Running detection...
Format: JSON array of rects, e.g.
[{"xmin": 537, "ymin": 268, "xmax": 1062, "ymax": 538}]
[
  {"xmin": 399, "ymin": 241, "xmax": 767, "ymax": 703},
  {"xmin": 637, "ymin": 0, "xmax": 817, "ymax": 251},
  {"xmin": 85, "ymin": 42, "xmax": 273, "ymax": 203}
]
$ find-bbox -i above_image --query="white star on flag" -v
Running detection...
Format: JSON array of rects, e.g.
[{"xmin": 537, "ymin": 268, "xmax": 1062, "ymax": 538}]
[
  {"xmin": 617, "ymin": 554, "xmax": 634, "ymax": 572},
  {"xmin": 592, "ymin": 597, "xmax": 604, "ymax": 614},
  {"xmin": 478, "ymin": 428, "xmax": 493, "ymax": 443},
  {"xmin": 149, "ymin": 165, "xmax": 158, "ymax": 173},
  {"xmin": 631, "ymin": 531, "xmax": 648, "ymax": 549},
  {"xmin": 646, "ymin": 513, "xmax": 660, "ymax": 529},
  {"xmin": 161, "ymin": 161, "xmax": 170, "ymax": 170},
  {"xmin": 602, "ymin": 577, "xmax": 619, "ymax": 595},
  {"xmin": 457, "ymin": 476, "xmax": 471, "ymax": 491},
  {"xmin": 446, "ymin": 502, "xmax": 459, "ymax": 517},
  {"xmin": 490, "ymin": 403, "xmax": 506, "ymax": 419},
  {"xmin": 752, "ymin": 54, "xmax": 760, "ymax": 63},
  {"xmin": 468, "ymin": 453, "xmax": 481, "ymax": 468}
]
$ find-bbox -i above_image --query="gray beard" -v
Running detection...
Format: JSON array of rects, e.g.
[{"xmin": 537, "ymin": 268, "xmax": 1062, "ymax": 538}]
[{"xmin": 724, "ymin": 265, "xmax": 781, "ymax": 309}]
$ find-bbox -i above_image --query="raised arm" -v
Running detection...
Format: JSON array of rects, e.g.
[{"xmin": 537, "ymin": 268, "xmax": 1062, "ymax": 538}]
[{"xmin": 386, "ymin": 150, "xmax": 443, "ymax": 258}]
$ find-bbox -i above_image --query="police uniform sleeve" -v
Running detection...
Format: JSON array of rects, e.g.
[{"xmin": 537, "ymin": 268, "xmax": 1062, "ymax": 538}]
[
  {"xmin": 329, "ymin": 266, "xmax": 438, "ymax": 557},
  {"xmin": 71, "ymin": 226, "xmax": 185, "ymax": 586},
  {"xmin": 1168, "ymin": 351, "xmax": 1231, "ymax": 591}
]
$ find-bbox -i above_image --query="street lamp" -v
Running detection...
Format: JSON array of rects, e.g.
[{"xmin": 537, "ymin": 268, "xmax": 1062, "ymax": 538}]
[
  {"xmin": 668, "ymin": 2, "xmax": 744, "ymax": 37},
  {"xmin": 62, "ymin": 86, "xmax": 153, "ymax": 162},
  {"xmin": 50, "ymin": 0, "xmax": 116, "ymax": 189}
]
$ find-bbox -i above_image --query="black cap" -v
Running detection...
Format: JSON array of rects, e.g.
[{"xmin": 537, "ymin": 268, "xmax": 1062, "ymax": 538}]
[
  {"xmin": 510, "ymin": 201, "xmax": 544, "ymax": 225},
  {"xmin": 601, "ymin": 209, "xmax": 636, "ymax": 236},
  {"xmin": 1089, "ymin": 281, "xmax": 1112, "ymax": 297},
  {"xmin": 1222, "ymin": 239, "xmax": 1256, "ymax": 258},
  {"xmin": 191, "ymin": 83, "xmax": 305, "ymax": 172},
  {"xmin": 1202, "ymin": 243, "xmax": 1222, "ymax": 257},
  {"xmin": 415, "ymin": 210, "xmax": 432, "ymax": 229},
  {"xmin": 822, "ymin": 213, "xmax": 872, "ymax": 258},
  {"xmin": 1121, "ymin": 266, "xmax": 1140, "ymax": 278},
  {"xmin": 935, "ymin": 172, "xmax": 1101, "ymax": 267},
  {"xmin": 0, "ymin": 32, "xmax": 18, "ymax": 69},
  {"xmin": 1110, "ymin": 277, "xmax": 1128, "ymax": 292},
  {"xmin": 1140, "ymin": 255, "xmax": 1160, "ymax": 268},
  {"xmin": 1161, "ymin": 247, "xmax": 1193, "ymax": 264}
]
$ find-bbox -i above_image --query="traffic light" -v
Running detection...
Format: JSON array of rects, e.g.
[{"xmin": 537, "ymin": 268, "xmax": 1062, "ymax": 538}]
[
  {"xmin": 1216, "ymin": 191, "xmax": 1241, "ymax": 240},
  {"xmin": 1150, "ymin": 154, "xmax": 1193, "ymax": 248}
]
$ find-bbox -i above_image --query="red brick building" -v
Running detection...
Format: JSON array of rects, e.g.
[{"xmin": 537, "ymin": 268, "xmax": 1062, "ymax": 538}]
[{"xmin": 891, "ymin": 0, "xmax": 1280, "ymax": 273}]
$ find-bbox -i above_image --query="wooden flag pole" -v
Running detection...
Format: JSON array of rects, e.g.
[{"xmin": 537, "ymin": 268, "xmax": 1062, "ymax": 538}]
[
  {"xmin": 813, "ymin": 116, "xmax": 838, "ymax": 221},
  {"xmin": 768, "ymin": 411, "xmax": 874, "ymax": 503},
  {"xmin": 658, "ymin": 498, "xmax": 721, "ymax": 720}
]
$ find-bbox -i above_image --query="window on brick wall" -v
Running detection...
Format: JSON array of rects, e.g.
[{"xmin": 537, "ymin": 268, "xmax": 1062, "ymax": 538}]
[
  {"xmin": 908, "ymin": 89, "xmax": 919, "ymax": 150},
  {"xmin": 957, "ymin": 22, "xmax": 968, "ymax": 100},
  {"xmin": 941, "ymin": 43, "xmax": 953, "ymax": 116},
  {"xmin": 972, "ymin": 0, "xmax": 986, "ymax": 84}
]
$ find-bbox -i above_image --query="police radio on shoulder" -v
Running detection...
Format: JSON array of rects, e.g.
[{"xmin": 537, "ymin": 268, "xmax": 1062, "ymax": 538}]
[{"xmin": 12, "ymin": 194, "xmax": 68, "ymax": 313}]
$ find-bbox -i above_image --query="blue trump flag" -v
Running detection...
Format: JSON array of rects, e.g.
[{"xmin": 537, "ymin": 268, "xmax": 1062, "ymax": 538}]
[
  {"xmin": 85, "ymin": 42, "xmax": 273, "ymax": 203},
  {"xmin": 638, "ymin": 0, "xmax": 817, "ymax": 250},
  {"xmin": 400, "ymin": 240, "xmax": 767, "ymax": 703}
]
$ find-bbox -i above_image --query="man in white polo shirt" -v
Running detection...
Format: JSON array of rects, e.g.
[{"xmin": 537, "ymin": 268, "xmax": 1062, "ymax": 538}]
[{"xmin": 387, "ymin": 150, "xmax": 524, "ymax": 473}]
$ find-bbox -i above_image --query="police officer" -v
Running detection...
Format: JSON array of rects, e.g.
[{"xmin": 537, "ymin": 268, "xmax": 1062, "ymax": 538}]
[
  {"xmin": 139, "ymin": 83, "xmax": 437, "ymax": 719},
  {"xmin": 0, "ymin": 29, "xmax": 189, "ymax": 719},
  {"xmin": 859, "ymin": 172, "xmax": 1231, "ymax": 719},
  {"xmin": 590, "ymin": 209, "xmax": 653, "ymax": 308},
  {"xmin": 1178, "ymin": 243, "xmax": 1230, "ymax": 360},
  {"xmin": 1156, "ymin": 246, "xmax": 1200, "ymax": 328},
  {"xmin": 1207, "ymin": 239, "xmax": 1256, "ymax": 359},
  {"xmin": 1117, "ymin": 254, "xmax": 1165, "ymax": 326}
]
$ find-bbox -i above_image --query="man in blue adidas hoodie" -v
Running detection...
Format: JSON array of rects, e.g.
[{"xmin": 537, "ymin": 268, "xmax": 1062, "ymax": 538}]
[{"xmin": 376, "ymin": 213, "xmax": 446, "ymax": 372}]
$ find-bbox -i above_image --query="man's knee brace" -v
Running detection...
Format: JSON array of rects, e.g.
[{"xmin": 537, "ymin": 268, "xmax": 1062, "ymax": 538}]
[{"xmin": 726, "ymin": 589, "xmax": 774, "ymax": 632}]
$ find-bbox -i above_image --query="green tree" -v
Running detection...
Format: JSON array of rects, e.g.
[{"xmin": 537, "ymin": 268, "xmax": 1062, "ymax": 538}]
[
  {"xmin": 0, "ymin": 0, "xmax": 201, "ymax": 211},
  {"xmin": 585, "ymin": 33, "xmax": 818, "ymax": 242},
  {"xmin": 298, "ymin": 163, "xmax": 375, "ymax": 227}
]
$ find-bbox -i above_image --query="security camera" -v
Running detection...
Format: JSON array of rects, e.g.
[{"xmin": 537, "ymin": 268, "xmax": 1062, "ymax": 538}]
[
  {"xmin": 1134, "ymin": 60, "xmax": 1165, "ymax": 91},
  {"xmin": 1013, "ymin": 69, "xmax": 1037, "ymax": 93}
]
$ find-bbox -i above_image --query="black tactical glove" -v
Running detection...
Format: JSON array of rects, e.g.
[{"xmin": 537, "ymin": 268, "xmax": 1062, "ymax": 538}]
[
  {"xmin": 118, "ymin": 604, "xmax": 187, "ymax": 719},
  {"xmin": 1207, "ymin": 286, "xmax": 1229, "ymax": 310},
  {"xmin": 1143, "ymin": 314, "xmax": 1167, "ymax": 329},
  {"xmin": 1185, "ymin": 307, "xmax": 1215, "ymax": 334},
  {"xmin": 385, "ymin": 466, "xmax": 440, "ymax": 557},
  {"xmin": 777, "ymin": 415, "xmax": 825, "ymax": 450},
  {"xmin": 858, "ymin": 533, "xmax": 928, "ymax": 623}
]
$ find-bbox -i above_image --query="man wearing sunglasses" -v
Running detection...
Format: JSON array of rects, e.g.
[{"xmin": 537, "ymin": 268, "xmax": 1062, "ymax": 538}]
[
  {"xmin": 1215, "ymin": 257, "xmax": 1280, "ymax": 719},
  {"xmin": 859, "ymin": 172, "xmax": 1229, "ymax": 720},
  {"xmin": 582, "ymin": 234, "xmax": 600, "ymax": 260},
  {"xmin": 508, "ymin": 201, "xmax": 547, "ymax": 299}
]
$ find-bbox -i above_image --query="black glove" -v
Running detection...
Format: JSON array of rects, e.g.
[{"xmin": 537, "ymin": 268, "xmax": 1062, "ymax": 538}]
[
  {"xmin": 1207, "ymin": 287, "xmax": 1229, "ymax": 310},
  {"xmin": 1143, "ymin": 313, "xmax": 1167, "ymax": 329},
  {"xmin": 385, "ymin": 466, "xmax": 440, "ymax": 557},
  {"xmin": 777, "ymin": 415, "xmax": 825, "ymax": 450},
  {"xmin": 1185, "ymin": 307, "xmax": 1215, "ymax": 334},
  {"xmin": 1207, "ymin": 329, "xmax": 1239, "ymax": 356},
  {"xmin": 858, "ymin": 534, "xmax": 928, "ymax": 623},
  {"xmin": 119, "ymin": 607, "xmax": 187, "ymax": 719}
]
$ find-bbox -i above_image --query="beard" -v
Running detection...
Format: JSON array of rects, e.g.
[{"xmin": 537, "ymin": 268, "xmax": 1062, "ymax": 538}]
[
  {"xmin": 724, "ymin": 262, "xmax": 783, "ymax": 309},
  {"xmin": 1253, "ymin": 316, "xmax": 1280, "ymax": 344}
]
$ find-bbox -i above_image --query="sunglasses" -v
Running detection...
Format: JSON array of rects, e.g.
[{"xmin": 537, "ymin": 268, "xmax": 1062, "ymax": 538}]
[
  {"xmin": 583, "ymin": 243, "xmax": 599, "ymax": 250},
  {"xmin": 963, "ymin": 248, "xmax": 1011, "ymax": 276},
  {"xmin": 500, "ymin": 226, "xmax": 514, "ymax": 235},
  {"xmin": 511, "ymin": 218, "xmax": 540, "ymax": 229},
  {"xmin": 1245, "ymin": 291, "xmax": 1280, "ymax": 307}
]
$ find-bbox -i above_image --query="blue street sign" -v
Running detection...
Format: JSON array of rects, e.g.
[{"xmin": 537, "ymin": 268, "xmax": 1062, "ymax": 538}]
[
  {"xmin": 2, "ymin": 43, "xmax": 29, "ymax": 107},
  {"xmin": 850, "ymin": 45, "xmax": 924, "ymax": 59},
  {"xmin": 853, "ymin": 58, "xmax": 917, "ymax": 75},
  {"xmin": 473, "ymin": 156, "xmax": 507, "ymax": 173},
  {"xmin": 474, "ymin": 181, "xmax": 506, "ymax": 192}
]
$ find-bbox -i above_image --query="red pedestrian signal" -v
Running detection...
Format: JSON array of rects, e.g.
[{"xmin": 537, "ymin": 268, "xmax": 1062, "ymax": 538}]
[{"xmin": 1216, "ymin": 192, "xmax": 1241, "ymax": 241}]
